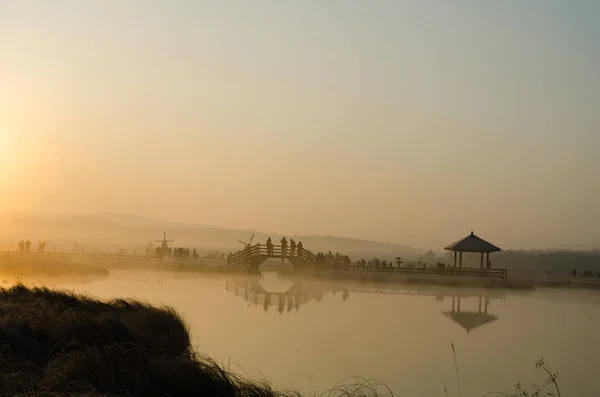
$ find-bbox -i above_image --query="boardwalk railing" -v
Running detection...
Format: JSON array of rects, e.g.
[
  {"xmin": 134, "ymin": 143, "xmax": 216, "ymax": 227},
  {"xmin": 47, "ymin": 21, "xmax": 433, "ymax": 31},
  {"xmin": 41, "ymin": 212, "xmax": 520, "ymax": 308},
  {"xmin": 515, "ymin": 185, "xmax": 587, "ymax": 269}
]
[
  {"xmin": 346, "ymin": 265, "xmax": 508, "ymax": 279},
  {"xmin": 226, "ymin": 244, "xmax": 317, "ymax": 266},
  {"xmin": 0, "ymin": 250, "xmax": 225, "ymax": 264}
]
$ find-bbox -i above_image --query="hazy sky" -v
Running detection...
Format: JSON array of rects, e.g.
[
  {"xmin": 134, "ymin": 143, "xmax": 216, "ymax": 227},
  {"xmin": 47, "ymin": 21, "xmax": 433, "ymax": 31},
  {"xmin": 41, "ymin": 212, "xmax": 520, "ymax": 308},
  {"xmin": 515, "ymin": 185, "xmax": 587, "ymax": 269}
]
[{"xmin": 1, "ymin": 1, "xmax": 599, "ymax": 249}]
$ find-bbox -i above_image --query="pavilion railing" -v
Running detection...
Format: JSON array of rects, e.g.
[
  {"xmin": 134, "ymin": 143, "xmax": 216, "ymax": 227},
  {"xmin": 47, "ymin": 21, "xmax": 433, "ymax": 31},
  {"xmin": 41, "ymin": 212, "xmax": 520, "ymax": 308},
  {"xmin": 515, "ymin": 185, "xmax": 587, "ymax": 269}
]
[{"xmin": 346, "ymin": 265, "xmax": 508, "ymax": 279}]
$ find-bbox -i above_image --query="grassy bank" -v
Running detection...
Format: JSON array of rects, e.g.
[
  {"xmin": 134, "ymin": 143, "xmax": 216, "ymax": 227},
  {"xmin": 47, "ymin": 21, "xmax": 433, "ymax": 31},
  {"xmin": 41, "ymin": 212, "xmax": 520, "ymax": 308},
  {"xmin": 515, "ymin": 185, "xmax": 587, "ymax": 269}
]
[
  {"xmin": 0, "ymin": 284, "xmax": 396, "ymax": 397},
  {"xmin": 302, "ymin": 268, "xmax": 600, "ymax": 291},
  {"xmin": 298, "ymin": 269, "xmax": 537, "ymax": 290},
  {"xmin": 0, "ymin": 253, "xmax": 109, "ymax": 281},
  {"xmin": 100, "ymin": 257, "xmax": 245, "ymax": 274}
]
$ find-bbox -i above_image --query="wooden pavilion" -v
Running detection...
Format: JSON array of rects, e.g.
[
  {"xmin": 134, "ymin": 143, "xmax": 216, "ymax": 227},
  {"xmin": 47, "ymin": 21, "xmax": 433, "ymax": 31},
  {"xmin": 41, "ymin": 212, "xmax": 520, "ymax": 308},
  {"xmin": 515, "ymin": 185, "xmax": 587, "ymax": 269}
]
[{"xmin": 444, "ymin": 231, "xmax": 501, "ymax": 269}]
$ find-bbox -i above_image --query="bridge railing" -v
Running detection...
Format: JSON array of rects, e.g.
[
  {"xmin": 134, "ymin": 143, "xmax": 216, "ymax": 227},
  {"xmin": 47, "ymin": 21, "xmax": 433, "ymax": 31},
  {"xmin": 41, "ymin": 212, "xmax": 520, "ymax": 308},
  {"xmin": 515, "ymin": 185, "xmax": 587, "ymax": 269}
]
[{"xmin": 226, "ymin": 244, "xmax": 317, "ymax": 265}]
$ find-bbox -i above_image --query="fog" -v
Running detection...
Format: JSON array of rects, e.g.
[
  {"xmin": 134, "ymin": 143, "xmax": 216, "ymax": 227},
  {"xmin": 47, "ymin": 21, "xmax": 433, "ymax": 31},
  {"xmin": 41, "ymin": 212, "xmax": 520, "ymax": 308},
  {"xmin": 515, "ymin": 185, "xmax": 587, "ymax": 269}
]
[
  {"xmin": 2, "ymin": 2, "xmax": 600, "ymax": 250},
  {"xmin": 2, "ymin": 1, "xmax": 600, "ymax": 395},
  {"xmin": 4, "ymin": 267, "xmax": 594, "ymax": 397},
  {"xmin": 2, "ymin": 238, "xmax": 600, "ymax": 396}
]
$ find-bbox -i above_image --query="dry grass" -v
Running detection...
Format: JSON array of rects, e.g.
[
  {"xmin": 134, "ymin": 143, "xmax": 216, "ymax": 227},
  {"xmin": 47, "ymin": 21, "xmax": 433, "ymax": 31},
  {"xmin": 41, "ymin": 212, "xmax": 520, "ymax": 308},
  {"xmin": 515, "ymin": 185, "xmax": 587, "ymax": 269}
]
[
  {"xmin": 0, "ymin": 253, "xmax": 109, "ymax": 280},
  {"xmin": 305, "ymin": 269, "xmax": 536, "ymax": 290}
]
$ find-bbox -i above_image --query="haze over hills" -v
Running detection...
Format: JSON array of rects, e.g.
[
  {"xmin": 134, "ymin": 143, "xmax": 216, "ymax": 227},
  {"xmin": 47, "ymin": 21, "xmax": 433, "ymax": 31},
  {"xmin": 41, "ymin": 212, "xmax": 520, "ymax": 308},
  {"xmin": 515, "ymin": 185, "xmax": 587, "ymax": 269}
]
[{"xmin": 0, "ymin": 212, "xmax": 422, "ymax": 257}]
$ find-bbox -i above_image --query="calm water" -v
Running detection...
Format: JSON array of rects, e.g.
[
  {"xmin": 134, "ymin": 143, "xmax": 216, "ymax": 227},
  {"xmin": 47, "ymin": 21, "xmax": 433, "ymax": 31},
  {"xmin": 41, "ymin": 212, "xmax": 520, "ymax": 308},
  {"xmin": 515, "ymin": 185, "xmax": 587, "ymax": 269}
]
[{"xmin": 49, "ymin": 270, "xmax": 600, "ymax": 397}]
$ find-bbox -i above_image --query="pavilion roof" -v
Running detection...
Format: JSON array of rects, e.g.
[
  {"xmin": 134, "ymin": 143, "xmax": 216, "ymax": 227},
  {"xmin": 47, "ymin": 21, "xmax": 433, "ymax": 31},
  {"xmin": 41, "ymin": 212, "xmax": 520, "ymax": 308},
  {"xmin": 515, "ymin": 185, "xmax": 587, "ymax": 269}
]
[
  {"xmin": 442, "ymin": 311, "xmax": 498, "ymax": 333},
  {"xmin": 444, "ymin": 231, "xmax": 501, "ymax": 253}
]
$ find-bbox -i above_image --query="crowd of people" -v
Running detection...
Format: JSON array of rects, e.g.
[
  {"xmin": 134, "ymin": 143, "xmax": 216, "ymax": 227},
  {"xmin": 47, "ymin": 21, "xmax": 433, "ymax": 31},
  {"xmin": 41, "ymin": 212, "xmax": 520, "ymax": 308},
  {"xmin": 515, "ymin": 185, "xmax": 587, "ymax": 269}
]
[
  {"xmin": 16, "ymin": 240, "xmax": 47, "ymax": 254},
  {"xmin": 264, "ymin": 237, "xmax": 304, "ymax": 256},
  {"xmin": 227, "ymin": 237, "xmax": 352, "ymax": 267},
  {"xmin": 315, "ymin": 251, "xmax": 351, "ymax": 266},
  {"xmin": 147, "ymin": 246, "xmax": 227, "ymax": 260},
  {"xmin": 353, "ymin": 258, "xmax": 401, "ymax": 267},
  {"xmin": 351, "ymin": 258, "xmax": 449, "ymax": 269},
  {"xmin": 152, "ymin": 247, "xmax": 199, "ymax": 259}
]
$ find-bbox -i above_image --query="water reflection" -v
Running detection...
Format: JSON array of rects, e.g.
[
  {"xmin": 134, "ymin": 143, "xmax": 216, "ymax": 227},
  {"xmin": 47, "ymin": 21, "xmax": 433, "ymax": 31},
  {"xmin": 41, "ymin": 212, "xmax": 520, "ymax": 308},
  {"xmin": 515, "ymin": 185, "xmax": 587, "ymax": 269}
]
[
  {"xmin": 225, "ymin": 277, "xmax": 343, "ymax": 313},
  {"xmin": 443, "ymin": 295, "xmax": 499, "ymax": 334},
  {"xmin": 227, "ymin": 273, "xmax": 505, "ymax": 333}
]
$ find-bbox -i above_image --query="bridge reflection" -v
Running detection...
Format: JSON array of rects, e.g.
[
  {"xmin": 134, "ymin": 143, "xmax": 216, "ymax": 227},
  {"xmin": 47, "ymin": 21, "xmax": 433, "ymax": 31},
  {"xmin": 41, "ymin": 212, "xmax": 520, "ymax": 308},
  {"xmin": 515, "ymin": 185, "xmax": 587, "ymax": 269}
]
[
  {"xmin": 225, "ymin": 278, "xmax": 348, "ymax": 313},
  {"xmin": 226, "ymin": 275, "xmax": 507, "ymax": 332}
]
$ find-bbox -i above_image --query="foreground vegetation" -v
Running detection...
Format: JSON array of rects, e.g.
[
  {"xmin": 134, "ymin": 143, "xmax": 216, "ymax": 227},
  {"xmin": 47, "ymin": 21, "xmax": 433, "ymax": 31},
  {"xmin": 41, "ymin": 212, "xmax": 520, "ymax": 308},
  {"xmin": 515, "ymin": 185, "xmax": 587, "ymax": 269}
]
[{"xmin": 0, "ymin": 284, "xmax": 392, "ymax": 396}]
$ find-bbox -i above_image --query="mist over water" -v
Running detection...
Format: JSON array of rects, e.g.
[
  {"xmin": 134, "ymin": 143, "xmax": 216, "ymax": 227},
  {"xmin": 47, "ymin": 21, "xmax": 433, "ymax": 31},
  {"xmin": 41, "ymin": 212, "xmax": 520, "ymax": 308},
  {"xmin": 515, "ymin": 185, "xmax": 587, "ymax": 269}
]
[
  {"xmin": 28, "ymin": 267, "xmax": 599, "ymax": 397},
  {"xmin": 3, "ymin": 2, "xmax": 600, "ymax": 395}
]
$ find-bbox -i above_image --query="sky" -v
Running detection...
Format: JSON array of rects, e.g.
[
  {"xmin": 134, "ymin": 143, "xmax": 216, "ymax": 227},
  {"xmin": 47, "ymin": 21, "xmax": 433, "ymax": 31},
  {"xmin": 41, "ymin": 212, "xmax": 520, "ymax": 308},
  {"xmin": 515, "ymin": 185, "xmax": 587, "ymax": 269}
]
[{"xmin": 1, "ymin": 1, "xmax": 599, "ymax": 250}]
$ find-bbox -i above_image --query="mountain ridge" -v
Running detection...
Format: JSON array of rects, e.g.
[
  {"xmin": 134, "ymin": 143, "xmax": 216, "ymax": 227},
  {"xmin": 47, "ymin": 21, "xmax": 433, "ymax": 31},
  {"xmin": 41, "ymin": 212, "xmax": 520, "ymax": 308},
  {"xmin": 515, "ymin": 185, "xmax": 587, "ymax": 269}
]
[{"xmin": 0, "ymin": 212, "xmax": 422, "ymax": 256}]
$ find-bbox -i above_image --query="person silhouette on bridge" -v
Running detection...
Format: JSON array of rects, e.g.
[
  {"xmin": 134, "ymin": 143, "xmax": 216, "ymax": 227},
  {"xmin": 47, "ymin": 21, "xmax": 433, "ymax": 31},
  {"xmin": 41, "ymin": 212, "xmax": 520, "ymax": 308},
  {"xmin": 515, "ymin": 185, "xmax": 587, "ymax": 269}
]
[
  {"xmin": 297, "ymin": 241, "xmax": 303, "ymax": 256},
  {"xmin": 290, "ymin": 239, "xmax": 296, "ymax": 256},
  {"xmin": 266, "ymin": 237, "xmax": 273, "ymax": 256},
  {"xmin": 281, "ymin": 237, "xmax": 288, "ymax": 256}
]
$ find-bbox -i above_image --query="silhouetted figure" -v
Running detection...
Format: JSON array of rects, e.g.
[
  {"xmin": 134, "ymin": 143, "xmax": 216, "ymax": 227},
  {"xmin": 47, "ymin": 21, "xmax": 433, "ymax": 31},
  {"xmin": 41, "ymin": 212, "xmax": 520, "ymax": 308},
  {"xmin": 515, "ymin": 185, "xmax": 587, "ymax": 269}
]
[
  {"xmin": 281, "ymin": 237, "xmax": 288, "ymax": 256},
  {"xmin": 290, "ymin": 239, "xmax": 296, "ymax": 256},
  {"xmin": 25, "ymin": 240, "xmax": 31, "ymax": 253},
  {"xmin": 266, "ymin": 237, "xmax": 273, "ymax": 256},
  {"xmin": 572, "ymin": 268, "xmax": 577, "ymax": 277},
  {"xmin": 18, "ymin": 240, "xmax": 24, "ymax": 253},
  {"xmin": 297, "ymin": 241, "xmax": 303, "ymax": 256}
]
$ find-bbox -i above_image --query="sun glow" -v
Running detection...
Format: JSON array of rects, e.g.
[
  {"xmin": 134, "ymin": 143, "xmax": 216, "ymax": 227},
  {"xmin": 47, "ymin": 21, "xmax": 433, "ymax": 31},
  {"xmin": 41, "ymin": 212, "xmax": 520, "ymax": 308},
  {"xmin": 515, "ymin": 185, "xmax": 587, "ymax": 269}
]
[{"xmin": 0, "ymin": 127, "xmax": 14, "ymax": 177}]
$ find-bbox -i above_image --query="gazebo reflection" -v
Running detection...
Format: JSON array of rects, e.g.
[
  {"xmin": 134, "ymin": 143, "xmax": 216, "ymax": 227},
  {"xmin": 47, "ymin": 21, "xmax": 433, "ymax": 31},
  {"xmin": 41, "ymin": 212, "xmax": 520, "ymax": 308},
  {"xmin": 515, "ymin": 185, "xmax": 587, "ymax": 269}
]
[{"xmin": 442, "ymin": 295, "xmax": 498, "ymax": 334}]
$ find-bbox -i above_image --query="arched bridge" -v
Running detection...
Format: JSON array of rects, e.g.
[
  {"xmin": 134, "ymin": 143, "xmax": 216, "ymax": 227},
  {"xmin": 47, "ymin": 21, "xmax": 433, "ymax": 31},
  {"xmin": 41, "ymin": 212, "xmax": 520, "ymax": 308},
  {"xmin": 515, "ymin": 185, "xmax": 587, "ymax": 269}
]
[{"xmin": 227, "ymin": 244, "xmax": 317, "ymax": 270}]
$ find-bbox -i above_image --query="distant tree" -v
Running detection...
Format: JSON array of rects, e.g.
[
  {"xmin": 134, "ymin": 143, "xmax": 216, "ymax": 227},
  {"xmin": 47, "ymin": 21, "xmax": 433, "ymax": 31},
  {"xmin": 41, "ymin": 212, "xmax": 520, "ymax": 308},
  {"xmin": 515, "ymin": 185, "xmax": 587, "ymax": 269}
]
[{"xmin": 423, "ymin": 249, "xmax": 437, "ymax": 264}]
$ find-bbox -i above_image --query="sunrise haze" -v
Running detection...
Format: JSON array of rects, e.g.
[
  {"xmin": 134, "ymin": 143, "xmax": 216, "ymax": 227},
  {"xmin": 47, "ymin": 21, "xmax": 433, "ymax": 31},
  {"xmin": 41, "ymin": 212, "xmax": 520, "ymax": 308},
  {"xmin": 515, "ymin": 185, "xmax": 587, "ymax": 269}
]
[{"xmin": 1, "ymin": 1, "xmax": 599, "ymax": 250}]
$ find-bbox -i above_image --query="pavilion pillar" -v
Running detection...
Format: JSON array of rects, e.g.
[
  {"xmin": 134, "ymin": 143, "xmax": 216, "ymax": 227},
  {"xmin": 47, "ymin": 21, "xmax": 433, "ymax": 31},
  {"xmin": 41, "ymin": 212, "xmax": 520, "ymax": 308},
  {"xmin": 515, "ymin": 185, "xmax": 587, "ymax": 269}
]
[
  {"xmin": 480, "ymin": 252, "xmax": 484, "ymax": 269},
  {"xmin": 451, "ymin": 296, "xmax": 456, "ymax": 313},
  {"xmin": 453, "ymin": 251, "xmax": 457, "ymax": 267},
  {"xmin": 478, "ymin": 296, "xmax": 482, "ymax": 313},
  {"xmin": 459, "ymin": 251, "xmax": 463, "ymax": 268},
  {"xmin": 486, "ymin": 252, "xmax": 490, "ymax": 269},
  {"xmin": 457, "ymin": 297, "xmax": 461, "ymax": 312}
]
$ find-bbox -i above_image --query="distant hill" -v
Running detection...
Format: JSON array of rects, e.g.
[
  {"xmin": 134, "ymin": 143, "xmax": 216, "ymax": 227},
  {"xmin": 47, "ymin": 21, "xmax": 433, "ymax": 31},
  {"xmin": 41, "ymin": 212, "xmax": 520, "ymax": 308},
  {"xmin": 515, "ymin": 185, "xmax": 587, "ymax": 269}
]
[
  {"xmin": 0, "ymin": 212, "xmax": 422, "ymax": 258},
  {"xmin": 94, "ymin": 213, "xmax": 214, "ymax": 229}
]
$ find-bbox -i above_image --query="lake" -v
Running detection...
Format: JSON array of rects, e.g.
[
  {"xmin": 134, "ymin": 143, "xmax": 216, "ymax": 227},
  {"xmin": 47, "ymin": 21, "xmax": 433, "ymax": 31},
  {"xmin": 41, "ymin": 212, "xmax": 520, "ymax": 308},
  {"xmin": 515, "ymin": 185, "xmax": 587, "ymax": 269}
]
[{"xmin": 48, "ymin": 269, "xmax": 600, "ymax": 397}]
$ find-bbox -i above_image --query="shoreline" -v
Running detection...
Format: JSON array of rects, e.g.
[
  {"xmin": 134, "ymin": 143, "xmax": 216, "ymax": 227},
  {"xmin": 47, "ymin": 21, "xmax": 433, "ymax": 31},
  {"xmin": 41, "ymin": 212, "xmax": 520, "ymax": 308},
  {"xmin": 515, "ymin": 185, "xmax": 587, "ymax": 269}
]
[{"xmin": 4, "ymin": 253, "xmax": 600, "ymax": 291}]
